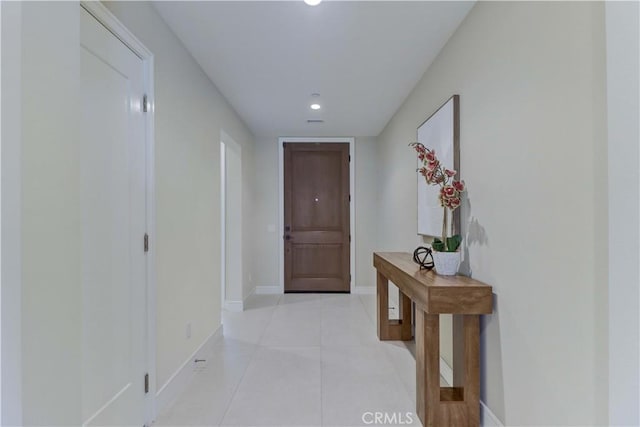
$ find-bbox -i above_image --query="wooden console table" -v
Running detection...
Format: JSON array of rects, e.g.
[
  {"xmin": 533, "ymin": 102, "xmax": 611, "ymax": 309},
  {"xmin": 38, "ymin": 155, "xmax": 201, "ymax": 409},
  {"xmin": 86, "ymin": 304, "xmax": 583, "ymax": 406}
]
[{"xmin": 373, "ymin": 252, "xmax": 493, "ymax": 427}]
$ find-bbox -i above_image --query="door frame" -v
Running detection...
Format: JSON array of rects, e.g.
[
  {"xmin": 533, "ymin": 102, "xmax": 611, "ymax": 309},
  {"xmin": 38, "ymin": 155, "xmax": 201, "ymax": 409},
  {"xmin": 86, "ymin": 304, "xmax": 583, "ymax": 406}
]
[
  {"xmin": 278, "ymin": 137, "xmax": 355, "ymax": 294},
  {"xmin": 220, "ymin": 131, "xmax": 244, "ymax": 311},
  {"xmin": 219, "ymin": 140, "xmax": 226, "ymax": 317},
  {"xmin": 80, "ymin": 2, "xmax": 157, "ymax": 424}
]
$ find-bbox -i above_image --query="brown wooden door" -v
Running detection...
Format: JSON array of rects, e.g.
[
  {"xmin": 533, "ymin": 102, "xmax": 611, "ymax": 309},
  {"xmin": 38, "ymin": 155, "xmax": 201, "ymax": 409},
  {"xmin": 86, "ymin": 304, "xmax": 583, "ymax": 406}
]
[{"xmin": 284, "ymin": 143, "xmax": 350, "ymax": 292}]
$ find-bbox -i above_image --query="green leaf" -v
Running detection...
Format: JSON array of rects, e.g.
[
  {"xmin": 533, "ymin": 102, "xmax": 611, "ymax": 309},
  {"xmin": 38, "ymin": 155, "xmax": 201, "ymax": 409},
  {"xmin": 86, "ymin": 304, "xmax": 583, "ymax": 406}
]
[
  {"xmin": 432, "ymin": 238, "xmax": 445, "ymax": 252},
  {"xmin": 446, "ymin": 235, "xmax": 462, "ymax": 252}
]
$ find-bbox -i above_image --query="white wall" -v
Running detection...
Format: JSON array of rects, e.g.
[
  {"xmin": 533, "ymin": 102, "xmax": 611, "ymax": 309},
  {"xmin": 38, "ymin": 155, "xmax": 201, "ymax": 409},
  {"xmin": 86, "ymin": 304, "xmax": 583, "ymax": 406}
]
[
  {"xmin": 606, "ymin": 1, "xmax": 640, "ymax": 425},
  {"xmin": 104, "ymin": 1, "xmax": 256, "ymax": 392},
  {"xmin": 376, "ymin": 2, "xmax": 607, "ymax": 425},
  {"xmin": 1, "ymin": 0, "xmax": 2, "ymax": 417},
  {"xmin": 1, "ymin": 2, "xmax": 23, "ymax": 425},
  {"xmin": 1, "ymin": 0, "xmax": 2, "ymax": 404},
  {"xmin": 252, "ymin": 137, "xmax": 280, "ymax": 289},
  {"xmin": 354, "ymin": 137, "xmax": 379, "ymax": 291},
  {"xmin": 20, "ymin": 2, "xmax": 83, "ymax": 424}
]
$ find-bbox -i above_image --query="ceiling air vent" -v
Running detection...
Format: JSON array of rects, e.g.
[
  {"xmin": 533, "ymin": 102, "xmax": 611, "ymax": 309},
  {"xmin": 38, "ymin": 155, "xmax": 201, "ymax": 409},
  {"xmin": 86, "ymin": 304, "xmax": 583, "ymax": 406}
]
[{"xmin": 307, "ymin": 119, "xmax": 324, "ymax": 123}]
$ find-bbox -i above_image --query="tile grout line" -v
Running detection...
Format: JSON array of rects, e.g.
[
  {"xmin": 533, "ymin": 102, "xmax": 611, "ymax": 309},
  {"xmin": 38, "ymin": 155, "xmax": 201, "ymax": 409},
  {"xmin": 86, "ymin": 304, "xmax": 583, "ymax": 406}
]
[
  {"xmin": 217, "ymin": 294, "xmax": 282, "ymax": 426},
  {"xmin": 357, "ymin": 294, "xmax": 418, "ymax": 413},
  {"xmin": 356, "ymin": 293, "xmax": 375, "ymax": 324},
  {"xmin": 158, "ymin": 294, "xmax": 420, "ymax": 427}
]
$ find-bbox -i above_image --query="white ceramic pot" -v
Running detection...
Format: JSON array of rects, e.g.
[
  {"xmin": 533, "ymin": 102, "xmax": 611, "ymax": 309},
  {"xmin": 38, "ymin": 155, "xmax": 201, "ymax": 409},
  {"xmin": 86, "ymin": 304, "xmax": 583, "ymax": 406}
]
[{"xmin": 432, "ymin": 250, "xmax": 461, "ymax": 276}]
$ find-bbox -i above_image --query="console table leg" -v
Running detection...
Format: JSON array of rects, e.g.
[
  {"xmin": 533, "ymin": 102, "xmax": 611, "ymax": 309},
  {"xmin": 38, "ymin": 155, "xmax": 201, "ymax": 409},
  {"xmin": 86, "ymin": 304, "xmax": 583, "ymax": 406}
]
[
  {"xmin": 415, "ymin": 310, "xmax": 425, "ymax": 424},
  {"xmin": 467, "ymin": 315, "xmax": 481, "ymax": 426},
  {"xmin": 454, "ymin": 314, "xmax": 480, "ymax": 426},
  {"xmin": 376, "ymin": 272, "xmax": 389, "ymax": 340},
  {"xmin": 377, "ymin": 272, "xmax": 412, "ymax": 341},
  {"xmin": 415, "ymin": 309, "xmax": 440, "ymax": 426},
  {"xmin": 399, "ymin": 291, "xmax": 413, "ymax": 340}
]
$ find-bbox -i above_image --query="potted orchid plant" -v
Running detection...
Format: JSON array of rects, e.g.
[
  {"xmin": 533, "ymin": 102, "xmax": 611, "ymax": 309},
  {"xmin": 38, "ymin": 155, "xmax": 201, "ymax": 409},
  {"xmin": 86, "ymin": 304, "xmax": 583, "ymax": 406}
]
[{"xmin": 410, "ymin": 142, "xmax": 466, "ymax": 275}]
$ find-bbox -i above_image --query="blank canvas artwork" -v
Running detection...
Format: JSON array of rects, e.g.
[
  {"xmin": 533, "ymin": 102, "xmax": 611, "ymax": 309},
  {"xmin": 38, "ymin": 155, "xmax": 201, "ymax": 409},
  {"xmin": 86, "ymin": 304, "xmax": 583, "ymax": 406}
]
[{"xmin": 417, "ymin": 95, "xmax": 460, "ymax": 237}]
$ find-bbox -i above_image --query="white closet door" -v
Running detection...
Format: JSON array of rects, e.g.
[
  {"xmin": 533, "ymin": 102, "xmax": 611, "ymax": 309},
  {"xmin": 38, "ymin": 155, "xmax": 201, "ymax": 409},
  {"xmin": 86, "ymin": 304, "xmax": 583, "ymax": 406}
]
[{"xmin": 80, "ymin": 7, "xmax": 147, "ymax": 426}]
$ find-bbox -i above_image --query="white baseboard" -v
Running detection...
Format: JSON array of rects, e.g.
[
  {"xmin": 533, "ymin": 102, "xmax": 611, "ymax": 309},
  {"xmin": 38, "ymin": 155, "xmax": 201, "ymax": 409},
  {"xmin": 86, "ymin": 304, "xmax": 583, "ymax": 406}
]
[
  {"xmin": 224, "ymin": 300, "xmax": 244, "ymax": 312},
  {"xmin": 353, "ymin": 285, "xmax": 375, "ymax": 295},
  {"xmin": 245, "ymin": 286, "xmax": 256, "ymax": 301},
  {"xmin": 481, "ymin": 401, "xmax": 504, "ymax": 427},
  {"xmin": 223, "ymin": 287, "xmax": 257, "ymax": 312},
  {"xmin": 83, "ymin": 384, "xmax": 131, "ymax": 426},
  {"xmin": 257, "ymin": 285, "xmax": 376, "ymax": 295},
  {"xmin": 155, "ymin": 326, "xmax": 223, "ymax": 415},
  {"xmin": 255, "ymin": 285, "xmax": 281, "ymax": 294},
  {"xmin": 440, "ymin": 357, "xmax": 504, "ymax": 427}
]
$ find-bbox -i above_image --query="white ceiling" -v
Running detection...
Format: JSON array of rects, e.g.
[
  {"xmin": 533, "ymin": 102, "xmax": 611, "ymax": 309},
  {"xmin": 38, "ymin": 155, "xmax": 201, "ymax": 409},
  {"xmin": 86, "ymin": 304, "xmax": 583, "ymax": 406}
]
[{"xmin": 153, "ymin": 1, "xmax": 474, "ymax": 137}]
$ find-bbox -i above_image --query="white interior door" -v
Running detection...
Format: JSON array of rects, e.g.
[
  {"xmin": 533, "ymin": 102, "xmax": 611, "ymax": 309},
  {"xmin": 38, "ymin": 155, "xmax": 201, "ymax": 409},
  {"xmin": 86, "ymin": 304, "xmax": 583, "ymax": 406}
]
[{"xmin": 80, "ymin": 7, "xmax": 147, "ymax": 426}]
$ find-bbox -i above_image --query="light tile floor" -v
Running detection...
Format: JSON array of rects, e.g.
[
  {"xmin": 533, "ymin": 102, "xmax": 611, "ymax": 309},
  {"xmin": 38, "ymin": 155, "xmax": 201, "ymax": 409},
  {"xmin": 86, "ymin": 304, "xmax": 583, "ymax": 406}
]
[{"xmin": 154, "ymin": 293, "xmax": 424, "ymax": 427}]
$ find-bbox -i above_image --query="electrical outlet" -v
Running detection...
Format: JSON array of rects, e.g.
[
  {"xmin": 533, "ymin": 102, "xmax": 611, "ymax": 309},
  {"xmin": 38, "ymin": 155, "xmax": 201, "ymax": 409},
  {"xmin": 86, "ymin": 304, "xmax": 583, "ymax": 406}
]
[{"xmin": 186, "ymin": 322, "xmax": 191, "ymax": 339}]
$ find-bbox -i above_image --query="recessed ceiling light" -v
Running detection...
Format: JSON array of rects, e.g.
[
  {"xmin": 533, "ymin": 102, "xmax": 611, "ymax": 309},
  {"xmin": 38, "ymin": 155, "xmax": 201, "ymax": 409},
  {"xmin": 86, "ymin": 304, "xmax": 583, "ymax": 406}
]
[
  {"xmin": 304, "ymin": 0, "xmax": 322, "ymax": 6},
  {"xmin": 310, "ymin": 103, "xmax": 321, "ymax": 110}
]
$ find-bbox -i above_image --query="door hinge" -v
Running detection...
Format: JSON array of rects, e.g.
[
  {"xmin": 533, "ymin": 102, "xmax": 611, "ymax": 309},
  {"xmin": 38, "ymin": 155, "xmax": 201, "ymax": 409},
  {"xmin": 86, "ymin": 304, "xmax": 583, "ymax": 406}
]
[
  {"xmin": 144, "ymin": 373, "xmax": 149, "ymax": 394},
  {"xmin": 349, "ymin": 274, "xmax": 352, "ymax": 283},
  {"xmin": 348, "ymin": 155, "xmax": 351, "ymax": 162},
  {"xmin": 349, "ymin": 234, "xmax": 351, "ymax": 242},
  {"xmin": 144, "ymin": 233, "xmax": 149, "ymax": 253},
  {"xmin": 142, "ymin": 94, "xmax": 149, "ymax": 113},
  {"xmin": 348, "ymin": 194, "xmax": 351, "ymax": 202}
]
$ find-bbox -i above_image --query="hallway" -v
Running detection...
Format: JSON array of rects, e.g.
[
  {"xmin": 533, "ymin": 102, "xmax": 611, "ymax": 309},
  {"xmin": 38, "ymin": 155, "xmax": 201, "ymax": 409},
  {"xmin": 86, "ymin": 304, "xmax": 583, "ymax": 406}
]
[{"xmin": 154, "ymin": 294, "xmax": 421, "ymax": 426}]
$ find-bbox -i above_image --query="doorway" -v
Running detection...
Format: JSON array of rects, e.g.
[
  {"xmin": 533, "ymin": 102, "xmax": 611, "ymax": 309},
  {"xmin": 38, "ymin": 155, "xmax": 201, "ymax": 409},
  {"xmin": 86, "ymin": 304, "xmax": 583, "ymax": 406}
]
[
  {"xmin": 281, "ymin": 140, "xmax": 353, "ymax": 292},
  {"xmin": 220, "ymin": 133, "xmax": 243, "ymax": 311}
]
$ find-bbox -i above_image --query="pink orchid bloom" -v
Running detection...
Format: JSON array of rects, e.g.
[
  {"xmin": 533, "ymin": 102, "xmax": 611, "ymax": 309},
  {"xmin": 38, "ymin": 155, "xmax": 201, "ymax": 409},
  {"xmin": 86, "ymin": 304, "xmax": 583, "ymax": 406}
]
[{"xmin": 453, "ymin": 180, "xmax": 465, "ymax": 192}]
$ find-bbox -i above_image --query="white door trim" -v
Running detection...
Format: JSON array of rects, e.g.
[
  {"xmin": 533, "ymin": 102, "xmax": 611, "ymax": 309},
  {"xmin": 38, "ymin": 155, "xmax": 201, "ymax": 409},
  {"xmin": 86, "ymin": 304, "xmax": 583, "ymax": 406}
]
[
  {"xmin": 79, "ymin": 2, "xmax": 157, "ymax": 424},
  {"xmin": 278, "ymin": 137, "xmax": 356, "ymax": 294},
  {"xmin": 220, "ymin": 140, "xmax": 226, "ymax": 320},
  {"xmin": 221, "ymin": 131, "xmax": 244, "ymax": 308},
  {"xmin": 1, "ymin": 3, "xmax": 4, "ymax": 423}
]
